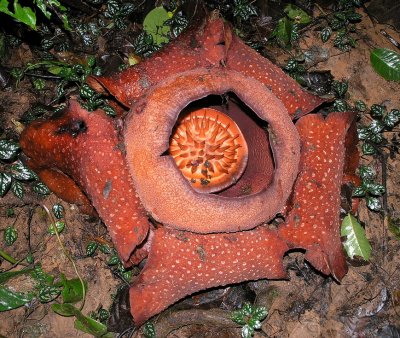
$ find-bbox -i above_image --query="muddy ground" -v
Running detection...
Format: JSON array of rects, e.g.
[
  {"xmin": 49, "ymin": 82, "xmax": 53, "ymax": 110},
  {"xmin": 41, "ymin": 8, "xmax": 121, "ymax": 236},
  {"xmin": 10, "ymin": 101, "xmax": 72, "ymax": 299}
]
[{"xmin": 0, "ymin": 4, "xmax": 400, "ymax": 338}]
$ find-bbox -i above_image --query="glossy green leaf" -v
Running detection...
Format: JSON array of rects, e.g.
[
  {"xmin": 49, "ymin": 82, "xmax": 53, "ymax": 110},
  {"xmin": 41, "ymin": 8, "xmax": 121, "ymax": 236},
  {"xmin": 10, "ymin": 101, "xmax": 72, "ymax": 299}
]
[
  {"xmin": 60, "ymin": 275, "xmax": 86, "ymax": 304},
  {"xmin": 352, "ymin": 186, "xmax": 366, "ymax": 197},
  {"xmin": 341, "ymin": 214, "xmax": 372, "ymax": 260},
  {"xmin": 11, "ymin": 161, "xmax": 37, "ymax": 180},
  {"xmin": 143, "ymin": 7, "xmax": 171, "ymax": 45},
  {"xmin": 284, "ymin": 4, "xmax": 311, "ymax": 24},
  {"xmin": 143, "ymin": 321, "xmax": 156, "ymax": 338},
  {"xmin": 12, "ymin": 0, "xmax": 36, "ymax": 29},
  {"xmin": 74, "ymin": 313, "xmax": 113, "ymax": 337},
  {"xmin": 0, "ymin": 267, "xmax": 34, "ymax": 284},
  {"xmin": 52, "ymin": 303, "xmax": 78, "ymax": 317},
  {"xmin": 4, "ymin": 225, "xmax": 17, "ymax": 246},
  {"xmin": 366, "ymin": 196, "xmax": 382, "ymax": 211},
  {"xmin": 0, "ymin": 140, "xmax": 20, "ymax": 160},
  {"xmin": 38, "ymin": 285, "xmax": 61, "ymax": 303},
  {"xmin": 107, "ymin": 254, "xmax": 120, "ymax": 266},
  {"xmin": 52, "ymin": 204, "xmax": 64, "ymax": 219},
  {"xmin": 98, "ymin": 308, "xmax": 109, "ymax": 322},
  {"xmin": 0, "ymin": 286, "xmax": 33, "ymax": 311},
  {"xmin": 370, "ymin": 48, "xmax": 400, "ymax": 81},
  {"xmin": 48, "ymin": 221, "xmax": 65, "ymax": 235},
  {"xmin": 11, "ymin": 180, "xmax": 24, "ymax": 199},
  {"xmin": 355, "ymin": 100, "xmax": 367, "ymax": 112},
  {"xmin": 0, "ymin": 173, "xmax": 12, "ymax": 196},
  {"xmin": 383, "ymin": 109, "xmax": 400, "ymax": 128},
  {"xmin": 362, "ymin": 142, "xmax": 376, "ymax": 155},
  {"xmin": 86, "ymin": 241, "xmax": 98, "ymax": 256},
  {"xmin": 321, "ymin": 26, "xmax": 332, "ymax": 43},
  {"xmin": 332, "ymin": 80, "xmax": 348, "ymax": 98},
  {"xmin": 370, "ymin": 104, "xmax": 386, "ymax": 118},
  {"xmin": 358, "ymin": 165, "xmax": 375, "ymax": 180},
  {"xmin": 271, "ymin": 17, "xmax": 292, "ymax": 48},
  {"xmin": 233, "ymin": 0, "xmax": 257, "ymax": 21},
  {"xmin": 32, "ymin": 181, "xmax": 50, "ymax": 195},
  {"xmin": 31, "ymin": 264, "xmax": 54, "ymax": 286}
]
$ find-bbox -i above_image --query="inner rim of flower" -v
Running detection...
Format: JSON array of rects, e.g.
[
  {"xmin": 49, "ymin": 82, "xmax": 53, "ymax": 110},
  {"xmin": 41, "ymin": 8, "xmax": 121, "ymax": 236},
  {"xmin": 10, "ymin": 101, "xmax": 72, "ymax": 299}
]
[{"xmin": 169, "ymin": 108, "xmax": 248, "ymax": 193}]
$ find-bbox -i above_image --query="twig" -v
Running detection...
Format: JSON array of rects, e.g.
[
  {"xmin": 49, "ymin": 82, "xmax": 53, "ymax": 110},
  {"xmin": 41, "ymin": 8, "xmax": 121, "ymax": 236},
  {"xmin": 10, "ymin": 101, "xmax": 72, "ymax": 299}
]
[
  {"xmin": 380, "ymin": 30, "xmax": 400, "ymax": 50},
  {"xmin": 41, "ymin": 204, "xmax": 86, "ymax": 310}
]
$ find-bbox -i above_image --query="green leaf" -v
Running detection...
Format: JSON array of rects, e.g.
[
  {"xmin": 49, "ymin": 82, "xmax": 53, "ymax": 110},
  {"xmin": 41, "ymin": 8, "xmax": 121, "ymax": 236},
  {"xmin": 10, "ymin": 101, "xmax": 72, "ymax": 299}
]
[
  {"xmin": 4, "ymin": 225, "xmax": 18, "ymax": 246},
  {"xmin": 13, "ymin": 0, "xmax": 36, "ymax": 30},
  {"xmin": 102, "ymin": 104, "xmax": 117, "ymax": 117},
  {"xmin": 0, "ymin": 267, "xmax": 34, "ymax": 284},
  {"xmin": 0, "ymin": 173, "xmax": 12, "ymax": 196},
  {"xmin": 352, "ymin": 186, "xmax": 366, "ymax": 197},
  {"xmin": 31, "ymin": 264, "xmax": 54, "ymax": 285},
  {"xmin": 271, "ymin": 17, "xmax": 292, "ymax": 48},
  {"xmin": 388, "ymin": 218, "xmax": 400, "ymax": 240},
  {"xmin": 0, "ymin": 140, "xmax": 20, "ymax": 160},
  {"xmin": 362, "ymin": 142, "xmax": 376, "ymax": 155},
  {"xmin": 52, "ymin": 303, "xmax": 78, "ymax": 317},
  {"xmin": 321, "ymin": 27, "xmax": 332, "ymax": 43},
  {"xmin": 341, "ymin": 214, "xmax": 372, "ymax": 260},
  {"xmin": 48, "ymin": 221, "xmax": 65, "ymax": 235},
  {"xmin": 233, "ymin": 0, "xmax": 257, "ymax": 21},
  {"xmin": 370, "ymin": 104, "xmax": 386, "ymax": 118},
  {"xmin": 363, "ymin": 181, "xmax": 385, "ymax": 196},
  {"xmin": 368, "ymin": 120, "xmax": 385, "ymax": 134},
  {"xmin": 332, "ymin": 80, "xmax": 348, "ymax": 98},
  {"xmin": 0, "ymin": 286, "xmax": 33, "ymax": 311},
  {"xmin": 86, "ymin": 241, "xmax": 98, "ymax": 256},
  {"xmin": 366, "ymin": 196, "xmax": 382, "ymax": 211},
  {"xmin": 143, "ymin": 321, "xmax": 156, "ymax": 338},
  {"xmin": 38, "ymin": 285, "xmax": 61, "ymax": 303},
  {"xmin": 355, "ymin": 100, "xmax": 367, "ymax": 112},
  {"xmin": 333, "ymin": 99, "xmax": 349, "ymax": 112},
  {"xmin": 98, "ymin": 244, "xmax": 112, "ymax": 254},
  {"xmin": 370, "ymin": 48, "xmax": 400, "ymax": 81},
  {"xmin": 32, "ymin": 181, "xmax": 50, "ymax": 195},
  {"xmin": 60, "ymin": 276, "xmax": 86, "ymax": 304},
  {"xmin": 358, "ymin": 165, "xmax": 375, "ymax": 180},
  {"xmin": 98, "ymin": 308, "xmax": 109, "ymax": 322},
  {"xmin": 11, "ymin": 161, "xmax": 37, "ymax": 180},
  {"xmin": 74, "ymin": 313, "xmax": 113, "ymax": 337},
  {"xmin": 52, "ymin": 203, "xmax": 64, "ymax": 219},
  {"xmin": 80, "ymin": 83, "xmax": 96, "ymax": 99},
  {"xmin": 383, "ymin": 109, "xmax": 400, "ymax": 128},
  {"xmin": 11, "ymin": 180, "xmax": 24, "ymax": 199},
  {"xmin": 107, "ymin": 254, "xmax": 120, "ymax": 266},
  {"xmin": 284, "ymin": 4, "xmax": 311, "ymax": 24},
  {"xmin": 0, "ymin": 0, "xmax": 12, "ymax": 16},
  {"xmin": 143, "ymin": 6, "xmax": 171, "ymax": 45}
]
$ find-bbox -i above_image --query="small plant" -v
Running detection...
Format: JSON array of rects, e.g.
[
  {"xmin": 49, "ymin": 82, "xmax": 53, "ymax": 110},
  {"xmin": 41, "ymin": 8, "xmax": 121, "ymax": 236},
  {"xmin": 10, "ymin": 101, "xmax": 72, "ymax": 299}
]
[
  {"xmin": 0, "ymin": 0, "xmax": 70, "ymax": 30},
  {"xmin": 357, "ymin": 104, "xmax": 400, "ymax": 156},
  {"xmin": 319, "ymin": 0, "xmax": 363, "ymax": 51},
  {"xmin": 270, "ymin": 4, "xmax": 311, "ymax": 49},
  {"xmin": 231, "ymin": 302, "xmax": 268, "ymax": 338},
  {"xmin": 0, "ymin": 140, "xmax": 50, "ymax": 198},
  {"xmin": 353, "ymin": 165, "xmax": 385, "ymax": 211},
  {"xmin": 85, "ymin": 240, "xmax": 133, "ymax": 283}
]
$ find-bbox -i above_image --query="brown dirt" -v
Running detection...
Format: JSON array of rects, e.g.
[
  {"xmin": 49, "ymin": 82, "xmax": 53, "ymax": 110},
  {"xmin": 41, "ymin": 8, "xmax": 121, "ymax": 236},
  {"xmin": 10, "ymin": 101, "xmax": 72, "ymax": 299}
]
[{"xmin": 1, "ymin": 8, "xmax": 400, "ymax": 338}]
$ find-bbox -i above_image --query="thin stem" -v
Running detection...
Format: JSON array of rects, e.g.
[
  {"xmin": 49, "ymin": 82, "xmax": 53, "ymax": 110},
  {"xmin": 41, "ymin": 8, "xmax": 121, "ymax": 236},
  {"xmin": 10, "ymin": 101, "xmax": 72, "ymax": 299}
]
[{"xmin": 41, "ymin": 204, "xmax": 86, "ymax": 310}]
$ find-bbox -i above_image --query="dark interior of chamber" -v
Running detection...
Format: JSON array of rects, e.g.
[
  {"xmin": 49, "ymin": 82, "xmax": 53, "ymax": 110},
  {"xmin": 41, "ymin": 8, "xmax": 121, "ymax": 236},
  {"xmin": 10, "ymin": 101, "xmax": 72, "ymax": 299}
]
[{"xmin": 166, "ymin": 92, "xmax": 275, "ymax": 198}]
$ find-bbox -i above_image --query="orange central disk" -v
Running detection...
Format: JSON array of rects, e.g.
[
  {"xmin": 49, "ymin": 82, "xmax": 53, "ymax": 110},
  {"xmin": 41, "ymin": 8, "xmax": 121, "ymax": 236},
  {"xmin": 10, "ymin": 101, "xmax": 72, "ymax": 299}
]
[{"xmin": 169, "ymin": 108, "xmax": 248, "ymax": 193}]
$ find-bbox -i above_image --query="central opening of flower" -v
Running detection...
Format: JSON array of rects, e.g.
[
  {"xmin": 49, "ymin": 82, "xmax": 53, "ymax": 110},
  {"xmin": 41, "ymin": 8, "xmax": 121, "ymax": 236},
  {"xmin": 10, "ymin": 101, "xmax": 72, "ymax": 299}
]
[{"xmin": 169, "ymin": 108, "xmax": 248, "ymax": 193}]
